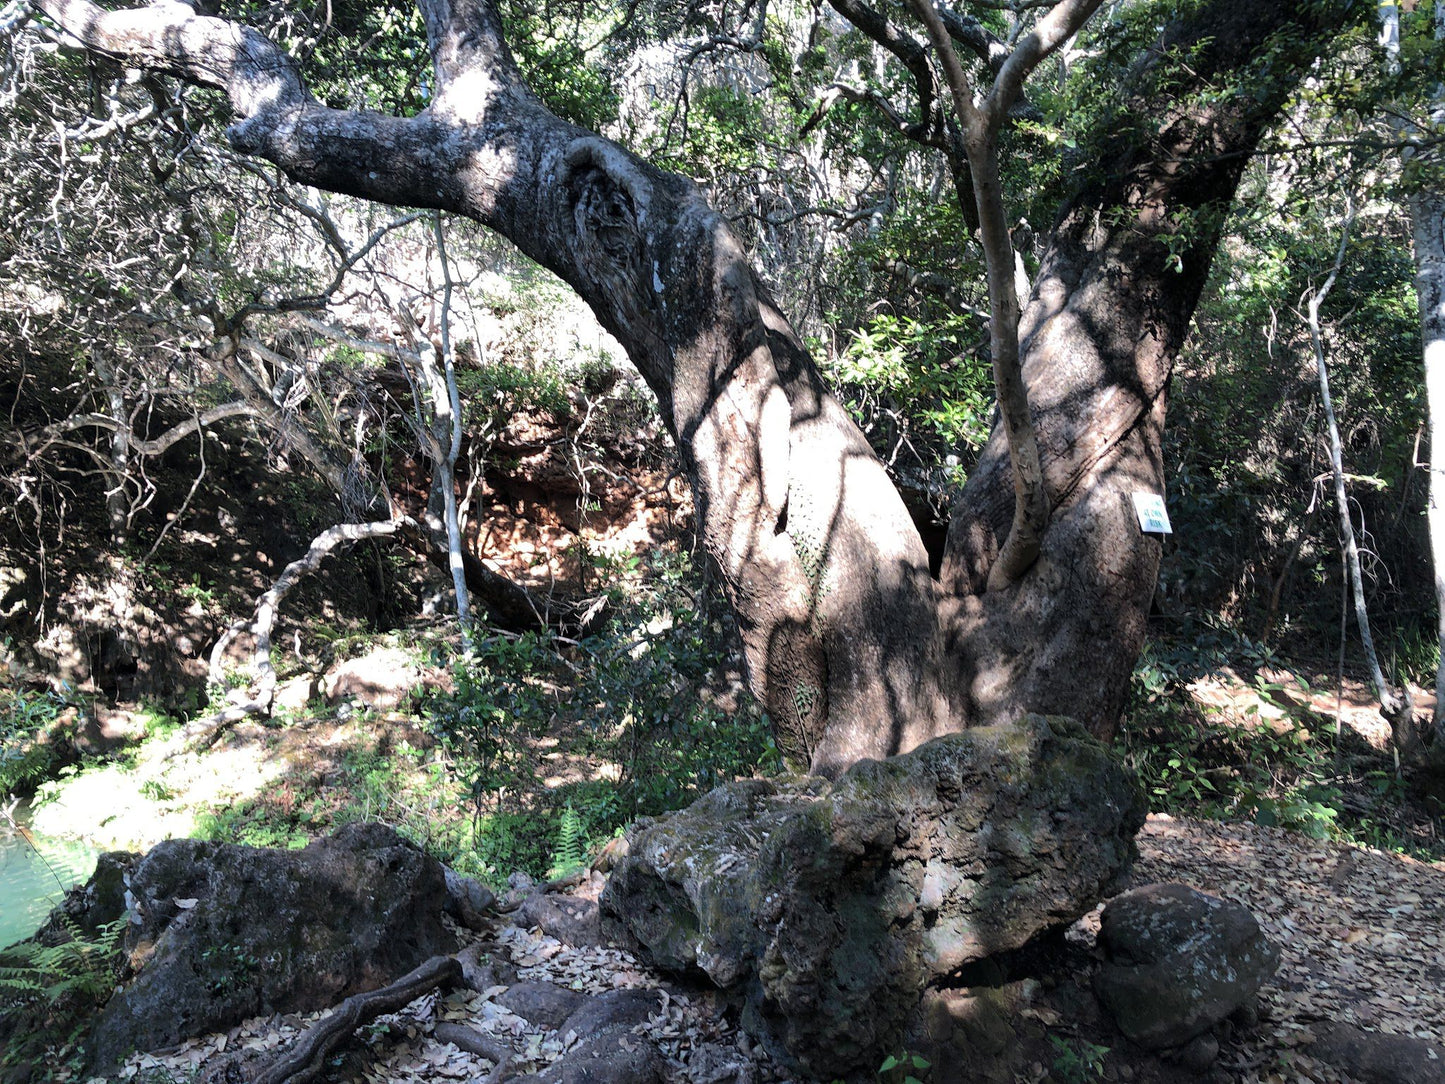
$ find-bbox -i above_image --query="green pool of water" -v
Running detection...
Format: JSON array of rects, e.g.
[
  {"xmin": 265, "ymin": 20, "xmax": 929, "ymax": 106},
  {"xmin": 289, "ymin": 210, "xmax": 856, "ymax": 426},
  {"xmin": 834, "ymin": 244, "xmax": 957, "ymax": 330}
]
[{"xmin": 0, "ymin": 803, "xmax": 98, "ymax": 950}]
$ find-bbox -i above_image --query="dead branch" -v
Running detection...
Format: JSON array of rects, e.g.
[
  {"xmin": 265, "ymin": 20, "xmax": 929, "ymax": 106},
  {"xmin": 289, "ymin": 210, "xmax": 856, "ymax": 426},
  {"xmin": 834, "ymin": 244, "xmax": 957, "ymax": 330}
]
[
  {"xmin": 182, "ymin": 516, "xmax": 411, "ymax": 751},
  {"xmin": 251, "ymin": 955, "xmax": 463, "ymax": 1084}
]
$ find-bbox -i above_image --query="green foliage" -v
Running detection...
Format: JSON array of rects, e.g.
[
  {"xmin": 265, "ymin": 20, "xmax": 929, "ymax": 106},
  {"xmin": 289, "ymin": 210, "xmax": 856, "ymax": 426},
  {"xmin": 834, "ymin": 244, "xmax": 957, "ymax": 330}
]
[
  {"xmin": 412, "ymin": 551, "xmax": 776, "ymax": 884},
  {"xmin": 547, "ymin": 803, "xmax": 586, "ymax": 880},
  {"xmin": 424, "ymin": 632, "xmax": 558, "ymax": 827},
  {"xmin": 1048, "ymin": 1035, "xmax": 1110, "ymax": 1084},
  {"xmin": 0, "ymin": 687, "xmax": 73, "ymax": 797},
  {"xmin": 653, "ymin": 85, "xmax": 765, "ymax": 182},
  {"xmin": 498, "ymin": 2, "xmax": 620, "ymax": 131},
  {"xmin": 457, "ymin": 361, "xmax": 570, "ymax": 425},
  {"xmin": 828, "ymin": 310, "xmax": 994, "ymax": 472},
  {"xmin": 1121, "ymin": 636, "xmax": 1346, "ymax": 840},
  {"xmin": 199, "ymin": 943, "xmax": 260, "ymax": 997},
  {"xmin": 877, "ymin": 1051, "xmax": 931, "ymax": 1084},
  {"xmin": 0, "ymin": 913, "xmax": 126, "ymax": 1074}
]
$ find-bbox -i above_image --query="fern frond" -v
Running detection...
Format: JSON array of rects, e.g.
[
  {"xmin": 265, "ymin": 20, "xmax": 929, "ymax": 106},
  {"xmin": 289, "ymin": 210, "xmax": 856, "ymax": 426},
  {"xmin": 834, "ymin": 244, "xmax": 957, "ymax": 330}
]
[{"xmin": 547, "ymin": 804, "xmax": 587, "ymax": 879}]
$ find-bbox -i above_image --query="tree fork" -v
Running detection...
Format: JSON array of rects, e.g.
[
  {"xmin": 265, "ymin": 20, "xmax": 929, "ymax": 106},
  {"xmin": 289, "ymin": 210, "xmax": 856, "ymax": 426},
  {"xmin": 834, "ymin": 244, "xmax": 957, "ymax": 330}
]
[{"xmin": 31, "ymin": 0, "xmax": 1364, "ymax": 767}]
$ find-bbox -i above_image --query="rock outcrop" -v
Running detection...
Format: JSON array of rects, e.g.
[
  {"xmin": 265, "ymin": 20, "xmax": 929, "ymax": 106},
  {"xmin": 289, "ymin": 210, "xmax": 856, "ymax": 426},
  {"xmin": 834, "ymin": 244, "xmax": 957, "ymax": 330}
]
[
  {"xmin": 88, "ymin": 822, "xmax": 461, "ymax": 1070},
  {"xmin": 1094, "ymin": 882, "xmax": 1279, "ymax": 1051},
  {"xmin": 600, "ymin": 715, "xmax": 1147, "ymax": 1079}
]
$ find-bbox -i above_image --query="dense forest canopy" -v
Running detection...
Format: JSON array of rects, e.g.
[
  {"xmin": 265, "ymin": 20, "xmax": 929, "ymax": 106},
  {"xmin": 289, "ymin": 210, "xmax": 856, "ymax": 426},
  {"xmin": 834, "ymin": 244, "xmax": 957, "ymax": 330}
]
[{"xmin": 0, "ymin": 0, "xmax": 1441, "ymax": 776}]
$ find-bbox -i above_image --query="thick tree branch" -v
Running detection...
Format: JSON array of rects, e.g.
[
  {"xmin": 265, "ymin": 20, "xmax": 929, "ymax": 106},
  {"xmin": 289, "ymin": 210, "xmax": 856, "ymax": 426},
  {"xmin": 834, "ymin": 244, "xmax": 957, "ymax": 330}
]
[
  {"xmin": 827, "ymin": 0, "xmax": 944, "ymax": 142},
  {"xmin": 983, "ymin": 0, "xmax": 1099, "ymax": 127},
  {"xmin": 15, "ymin": 401, "xmax": 265, "ymax": 460},
  {"xmin": 192, "ymin": 516, "xmax": 410, "ymax": 749},
  {"xmin": 904, "ymin": 0, "xmax": 1101, "ymax": 588},
  {"xmin": 39, "ymin": 0, "xmax": 953, "ymax": 772}
]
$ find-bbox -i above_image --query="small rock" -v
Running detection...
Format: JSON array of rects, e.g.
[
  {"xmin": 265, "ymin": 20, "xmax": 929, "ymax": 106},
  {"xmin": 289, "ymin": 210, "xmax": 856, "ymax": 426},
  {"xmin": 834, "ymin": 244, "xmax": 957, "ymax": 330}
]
[
  {"xmin": 532, "ymin": 1029, "xmax": 666, "ymax": 1084},
  {"xmin": 688, "ymin": 1041, "xmax": 756, "ymax": 1084},
  {"xmin": 557, "ymin": 987, "xmax": 663, "ymax": 1038},
  {"xmin": 1174, "ymin": 1032, "xmax": 1220, "ymax": 1073},
  {"xmin": 1308, "ymin": 1021, "xmax": 1445, "ymax": 1084},
  {"xmin": 497, "ymin": 981, "xmax": 589, "ymax": 1030},
  {"xmin": 1094, "ymin": 883, "xmax": 1279, "ymax": 1050},
  {"xmin": 456, "ymin": 942, "xmax": 515, "ymax": 992},
  {"xmin": 322, "ymin": 646, "xmax": 423, "ymax": 709},
  {"xmin": 513, "ymin": 893, "xmax": 602, "ymax": 947},
  {"xmin": 444, "ymin": 867, "xmax": 496, "ymax": 930},
  {"xmin": 271, "ymin": 674, "xmax": 317, "ymax": 715}
]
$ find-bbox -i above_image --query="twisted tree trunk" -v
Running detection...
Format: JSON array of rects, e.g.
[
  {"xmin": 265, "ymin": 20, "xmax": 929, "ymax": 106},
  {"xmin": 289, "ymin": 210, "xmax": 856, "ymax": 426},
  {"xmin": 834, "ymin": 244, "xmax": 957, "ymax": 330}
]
[{"xmin": 34, "ymin": 0, "xmax": 1357, "ymax": 773}]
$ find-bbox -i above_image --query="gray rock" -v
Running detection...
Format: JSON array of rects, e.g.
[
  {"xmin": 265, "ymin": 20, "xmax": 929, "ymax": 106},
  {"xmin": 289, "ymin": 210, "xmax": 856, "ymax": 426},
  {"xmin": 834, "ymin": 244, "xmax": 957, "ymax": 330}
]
[
  {"xmin": 513, "ymin": 893, "xmax": 601, "ymax": 947},
  {"xmin": 444, "ymin": 866, "xmax": 496, "ymax": 930},
  {"xmin": 532, "ymin": 1030, "xmax": 666, "ymax": 1084},
  {"xmin": 508, "ymin": 990, "xmax": 668, "ymax": 1084},
  {"xmin": 88, "ymin": 822, "xmax": 458, "ymax": 1070},
  {"xmin": 497, "ymin": 981, "xmax": 588, "ymax": 1030},
  {"xmin": 1174, "ymin": 1032, "xmax": 1220, "ymax": 1073},
  {"xmin": 601, "ymin": 715, "xmax": 1146, "ymax": 1079},
  {"xmin": 1308, "ymin": 1022, "xmax": 1445, "ymax": 1084},
  {"xmin": 1094, "ymin": 882, "xmax": 1279, "ymax": 1050},
  {"xmin": 322, "ymin": 646, "xmax": 425, "ymax": 709},
  {"xmin": 556, "ymin": 987, "xmax": 663, "ymax": 1038}
]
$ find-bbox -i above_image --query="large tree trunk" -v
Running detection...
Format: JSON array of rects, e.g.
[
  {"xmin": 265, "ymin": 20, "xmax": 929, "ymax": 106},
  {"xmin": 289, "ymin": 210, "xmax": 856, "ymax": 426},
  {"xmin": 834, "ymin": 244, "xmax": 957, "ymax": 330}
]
[
  {"xmin": 35, "ymin": 0, "xmax": 1355, "ymax": 774},
  {"xmin": 939, "ymin": 1, "xmax": 1355, "ymax": 741}
]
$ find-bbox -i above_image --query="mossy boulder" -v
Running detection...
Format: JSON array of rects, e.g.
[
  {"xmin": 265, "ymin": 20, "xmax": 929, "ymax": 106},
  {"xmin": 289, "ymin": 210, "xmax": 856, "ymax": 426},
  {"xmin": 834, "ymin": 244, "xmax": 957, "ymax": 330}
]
[
  {"xmin": 88, "ymin": 822, "xmax": 458, "ymax": 1071},
  {"xmin": 600, "ymin": 715, "xmax": 1146, "ymax": 1080}
]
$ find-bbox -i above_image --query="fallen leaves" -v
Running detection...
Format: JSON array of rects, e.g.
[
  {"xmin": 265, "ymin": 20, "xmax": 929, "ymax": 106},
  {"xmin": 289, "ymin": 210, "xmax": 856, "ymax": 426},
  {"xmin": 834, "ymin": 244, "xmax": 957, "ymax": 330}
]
[{"xmin": 1133, "ymin": 813, "xmax": 1445, "ymax": 1081}]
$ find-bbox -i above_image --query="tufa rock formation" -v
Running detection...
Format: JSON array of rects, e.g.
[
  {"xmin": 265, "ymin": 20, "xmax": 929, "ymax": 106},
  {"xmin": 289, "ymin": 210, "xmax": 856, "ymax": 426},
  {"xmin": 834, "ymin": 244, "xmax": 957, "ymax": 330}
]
[
  {"xmin": 87, "ymin": 822, "xmax": 464, "ymax": 1070},
  {"xmin": 600, "ymin": 715, "xmax": 1147, "ymax": 1079},
  {"xmin": 1094, "ymin": 882, "xmax": 1280, "ymax": 1053}
]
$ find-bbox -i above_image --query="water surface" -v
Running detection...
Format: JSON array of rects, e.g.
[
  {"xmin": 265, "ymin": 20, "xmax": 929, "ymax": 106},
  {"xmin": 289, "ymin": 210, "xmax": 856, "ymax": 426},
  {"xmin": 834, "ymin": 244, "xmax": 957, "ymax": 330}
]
[{"xmin": 0, "ymin": 802, "xmax": 98, "ymax": 950}]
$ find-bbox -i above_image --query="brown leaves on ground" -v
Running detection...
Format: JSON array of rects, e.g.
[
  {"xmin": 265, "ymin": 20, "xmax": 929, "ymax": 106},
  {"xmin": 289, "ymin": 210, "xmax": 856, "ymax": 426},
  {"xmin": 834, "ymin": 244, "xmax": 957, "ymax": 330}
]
[
  {"xmin": 100, "ymin": 812, "xmax": 1445, "ymax": 1084},
  {"xmin": 1131, "ymin": 813, "xmax": 1445, "ymax": 1083}
]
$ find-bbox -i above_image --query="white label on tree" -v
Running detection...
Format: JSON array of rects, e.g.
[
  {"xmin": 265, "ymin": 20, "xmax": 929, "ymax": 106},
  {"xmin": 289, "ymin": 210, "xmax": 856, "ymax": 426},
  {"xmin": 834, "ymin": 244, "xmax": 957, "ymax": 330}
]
[{"xmin": 1132, "ymin": 492, "xmax": 1173, "ymax": 535}]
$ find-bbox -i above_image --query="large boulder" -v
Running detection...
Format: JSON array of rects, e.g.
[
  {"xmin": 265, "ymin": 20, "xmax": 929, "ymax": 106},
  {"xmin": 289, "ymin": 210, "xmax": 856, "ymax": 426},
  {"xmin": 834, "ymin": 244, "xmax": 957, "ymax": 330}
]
[
  {"xmin": 1094, "ymin": 882, "xmax": 1279, "ymax": 1050},
  {"xmin": 88, "ymin": 822, "xmax": 459, "ymax": 1070},
  {"xmin": 600, "ymin": 715, "xmax": 1146, "ymax": 1079}
]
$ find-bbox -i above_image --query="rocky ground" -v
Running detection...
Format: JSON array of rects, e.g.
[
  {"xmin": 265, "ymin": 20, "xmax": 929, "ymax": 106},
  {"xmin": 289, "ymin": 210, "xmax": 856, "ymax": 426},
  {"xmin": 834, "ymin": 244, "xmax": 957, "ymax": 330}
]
[{"xmin": 87, "ymin": 810, "xmax": 1444, "ymax": 1084}]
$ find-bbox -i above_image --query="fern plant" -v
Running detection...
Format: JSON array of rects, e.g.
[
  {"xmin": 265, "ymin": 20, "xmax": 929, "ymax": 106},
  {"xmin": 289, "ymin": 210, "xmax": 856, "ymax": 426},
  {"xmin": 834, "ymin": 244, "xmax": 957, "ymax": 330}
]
[
  {"xmin": 0, "ymin": 912, "xmax": 125, "ymax": 1008},
  {"xmin": 546, "ymin": 804, "xmax": 586, "ymax": 880}
]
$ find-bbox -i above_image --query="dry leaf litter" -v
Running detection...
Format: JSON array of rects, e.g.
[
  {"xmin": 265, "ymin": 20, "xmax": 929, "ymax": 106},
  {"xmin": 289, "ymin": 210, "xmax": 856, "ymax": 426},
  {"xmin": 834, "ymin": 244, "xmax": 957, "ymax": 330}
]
[{"xmin": 98, "ymin": 813, "xmax": 1444, "ymax": 1084}]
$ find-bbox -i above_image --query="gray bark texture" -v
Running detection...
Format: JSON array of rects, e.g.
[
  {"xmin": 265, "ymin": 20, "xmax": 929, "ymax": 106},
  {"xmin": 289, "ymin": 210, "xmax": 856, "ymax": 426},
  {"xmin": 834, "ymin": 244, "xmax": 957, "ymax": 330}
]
[
  {"xmin": 34, "ymin": 0, "xmax": 1359, "ymax": 772},
  {"xmin": 1418, "ymin": 192, "xmax": 1445, "ymax": 743}
]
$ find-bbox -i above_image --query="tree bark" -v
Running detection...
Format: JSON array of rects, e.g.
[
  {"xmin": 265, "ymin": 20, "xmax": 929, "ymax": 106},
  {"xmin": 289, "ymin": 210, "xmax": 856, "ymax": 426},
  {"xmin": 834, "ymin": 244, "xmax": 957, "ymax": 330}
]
[
  {"xmin": 939, "ymin": 0, "xmax": 1359, "ymax": 739},
  {"xmin": 1384, "ymin": 0, "xmax": 1445, "ymax": 748},
  {"xmin": 1418, "ymin": 192, "xmax": 1445, "ymax": 744},
  {"xmin": 35, "ymin": 0, "xmax": 1358, "ymax": 769},
  {"xmin": 1307, "ymin": 208, "xmax": 1403, "ymax": 725},
  {"xmin": 191, "ymin": 517, "xmax": 409, "ymax": 748}
]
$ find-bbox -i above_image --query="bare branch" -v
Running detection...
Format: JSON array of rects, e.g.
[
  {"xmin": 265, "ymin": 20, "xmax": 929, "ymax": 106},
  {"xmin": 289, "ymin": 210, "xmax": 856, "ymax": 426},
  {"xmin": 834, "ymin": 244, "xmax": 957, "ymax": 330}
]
[
  {"xmin": 194, "ymin": 515, "xmax": 412, "ymax": 748},
  {"xmin": 984, "ymin": 0, "xmax": 1102, "ymax": 126},
  {"xmin": 15, "ymin": 400, "xmax": 265, "ymax": 459}
]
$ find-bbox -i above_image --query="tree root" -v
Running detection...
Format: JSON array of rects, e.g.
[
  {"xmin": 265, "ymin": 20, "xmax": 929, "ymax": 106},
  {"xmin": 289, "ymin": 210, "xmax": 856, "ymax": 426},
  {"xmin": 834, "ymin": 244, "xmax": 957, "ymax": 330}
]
[{"xmin": 251, "ymin": 954, "xmax": 463, "ymax": 1084}]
